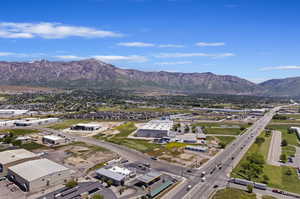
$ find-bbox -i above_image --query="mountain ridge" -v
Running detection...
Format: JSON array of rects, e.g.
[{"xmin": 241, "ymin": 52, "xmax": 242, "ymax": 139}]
[{"xmin": 0, "ymin": 59, "xmax": 298, "ymax": 97}]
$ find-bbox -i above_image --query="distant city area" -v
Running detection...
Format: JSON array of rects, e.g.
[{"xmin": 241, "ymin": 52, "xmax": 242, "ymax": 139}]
[{"xmin": 0, "ymin": 89, "xmax": 299, "ymax": 199}]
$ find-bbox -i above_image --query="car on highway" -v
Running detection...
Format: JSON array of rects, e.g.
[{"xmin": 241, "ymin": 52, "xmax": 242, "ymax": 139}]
[
  {"xmin": 213, "ymin": 185, "xmax": 219, "ymax": 188},
  {"xmin": 187, "ymin": 185, "xmax": 192, "ymax": 191},
  {"xmin": 187, "ymin": 169, "xmax": 192, "ymax": 173},
  {"xmin": 150, "ymin": 156, "xmax": 157, "ymax": 160},
  {"xmin": 201, "ymin": 177, "xmax": 206, "ymax": 182}
]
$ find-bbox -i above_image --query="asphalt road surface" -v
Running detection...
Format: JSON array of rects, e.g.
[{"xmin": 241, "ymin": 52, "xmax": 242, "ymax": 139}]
[
  {"xmin": 174, "ymin": 106, "xmax": 284, "ymax": 199},
  {"xmin": 267, "ymin": 130, "xmax": 282, "ymax": 166}
]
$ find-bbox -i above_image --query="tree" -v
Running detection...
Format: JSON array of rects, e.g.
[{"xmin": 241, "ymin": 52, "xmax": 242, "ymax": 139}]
[
  {"xmin": 106, "ymin": 179, "xmax": 113, "ymax": 187},
  {"xmin": 281, "ymin": 139, "xmax": 288, "ymax": 147},
  {"xmin": 247, "ymin": 184, "xmax": 253, "ymax": 193},
  {"xmin": 65, "ymin": 180, "xmax": 78, "ymax": 188},
  {"xmin": 92, "ymin": 194, "xmax": 104, "ymax": 199},
  {"xmin": 255, "ymin": 137, "xmax": 265, "ymax": 145},
  {"xmin": 280, "ymin": 154, "xmax": 287, "ymax": 163},
  {"xmin": 184, "ymin": 125, "xmax": 190, "ymax": 133},
  {"xmin": 285, "ymin": 168, "xmax": 292, "ymax": 176},
  {"xmin": 219, "ymin": 142, "xmax": 226, "ymax": 149},
  {"xmin": 262, "ymin": 174, "xmax": 269, "ymax": 184}
]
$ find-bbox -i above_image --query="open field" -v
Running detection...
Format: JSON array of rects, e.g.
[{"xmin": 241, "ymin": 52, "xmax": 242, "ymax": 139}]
[
  {"xmin": 232, "ymin": 130, "xmax": 300, "ymax": 194},
  {"xmin": 45, "ymin": 119, "xmax": 92, "ymax": 130},
  {"xmin": 212, "ymin": 188, "xmax": 256, "ymax": 199},
  {"xmin": 97, "ymin": 106, "xmax": 193, "ymax": 113},
  {"xmin": 206, "ymin": 128, "xmax": 242, "ymax": 135},
  {"xmin": 0, "ymin": 128, "xmax": 40, "ymax": 135},
  {"xmin": 267, "ymin": 124, "xmax": 300, "ymax": 146}
]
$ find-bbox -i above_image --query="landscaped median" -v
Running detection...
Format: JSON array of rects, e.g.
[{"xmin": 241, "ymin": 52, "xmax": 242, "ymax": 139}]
[
  {"xmin": 231, "ymin": 129, "xmax": 300, "ymax": 194},
  {"xmin": 212, "ymin": 188, "xmax": 278, "ymax": 199}
]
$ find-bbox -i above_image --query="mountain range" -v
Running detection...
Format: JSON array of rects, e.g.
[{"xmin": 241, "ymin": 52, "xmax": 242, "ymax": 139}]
[{"xmin": 0, "ymin": 59, "xmax": 298, "ymax": 97}]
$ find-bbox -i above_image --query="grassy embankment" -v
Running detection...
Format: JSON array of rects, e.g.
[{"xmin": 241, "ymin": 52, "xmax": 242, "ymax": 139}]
[{"xmin": 232, "ymin": 129, "xmax": 300, "ymax": 194}]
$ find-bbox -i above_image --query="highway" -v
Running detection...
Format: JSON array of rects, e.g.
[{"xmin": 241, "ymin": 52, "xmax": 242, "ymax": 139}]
[
  {"xmin": 171, "ymin": 106, "xmax": 283, "ymax": 199},
  {"xmin": 2, "ymin": 106, "xmax": 285, "ymax": 199}
]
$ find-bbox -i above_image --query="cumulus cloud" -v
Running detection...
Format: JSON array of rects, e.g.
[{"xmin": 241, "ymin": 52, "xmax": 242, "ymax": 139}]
[
  {"xmin": 0, "ymin": 22, "xmax": 123, "ymax": 39},
  {"xmin": 93, "ymin": 55, "xmax": 148, "ymax": 62},
  {"xmin": 154, "ymin": 61, "xmax": 192, "ymax": 66},
  {"xmin": 196, "ymin": 42, "xmax": 225, "ymax": 47},
  {"xmin": 260, "ymin": 65, "xmax": 300, "ymax": 71},
  {"xmin": 158, "ymin": 44, "xmax": 185, "ymax": 48},
  {"xmin": 155, "ymin": 52, "xmax": 234, "ymax": 58},
  {"xmin": 117, "ymin": 42, "xmax": 155, "ymax": 47},
  {"xmin": 117, "ymin": 42, "xmax": 184, "ymax": 48}
]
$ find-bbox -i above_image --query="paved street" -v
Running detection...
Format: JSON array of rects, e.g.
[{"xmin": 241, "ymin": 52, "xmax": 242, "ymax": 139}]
[
  {"xmin": 175, "ymin": 106, "xmax": 283, "ymax": 199},
  {"xmin": 267, "ymin": 130, "xmax": 282, "ymax": 166}
]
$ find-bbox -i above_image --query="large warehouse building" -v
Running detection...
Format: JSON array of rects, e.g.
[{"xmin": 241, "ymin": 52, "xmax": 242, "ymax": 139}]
[
  {"xmin": 0, "ymin": 149, "xmax": 40, "ymax": 177},
  {"xmin": 7, "ymin": 158, "xmax": 72, "ymax": 192},
  {"xmin": 136, "ymin": 120, "xmax": 174, "ymax": 138},
  {"xmin": 15, "ymin": 118, "xmax": 59, "ymax": 126},
  {"xmin": 70, "ymin": 123, "xmax": 101, "ymax": 131}
]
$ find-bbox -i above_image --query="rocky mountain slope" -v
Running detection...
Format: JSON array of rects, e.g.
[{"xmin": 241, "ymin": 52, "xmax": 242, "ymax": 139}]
[
  {"xmin": 259, "ymin": 77, "xmax": 300, "ymax": 97},
  {"xmin": 0, "ymin": 59, "xmax": 298, "ymax": 96}
]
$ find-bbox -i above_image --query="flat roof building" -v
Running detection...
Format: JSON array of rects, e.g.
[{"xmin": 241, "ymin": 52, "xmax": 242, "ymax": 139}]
[
  {"xmin": 136, "ymin": 120, "xmax": 173, "ymax": 138},
  {"xmin": 137, "ymin": 171, "xmax": 162, "ymax": 186},
  {"xmin": 0, "ymin": 149, "xmax": 40, "ymax": 177},
  {"xmin": 42, "ymin": 135, "xmax": 65, "ymax": 145},
  {"xmin": 96, "ymin": 168, "xmax": 126, "ymax": 186},
  {"xmin": 7, "ymin": 158, "xmax": 72, "ymax": 192},
  {"xmin": 71, "ymin": 123, "xmax": 101, "ymax": 131},
  {"xmin": 15, "ymin": 118, "xmax": 59, "ymax": 127},
  {"xmin": 185, "ymin": 145, "xmax": 208, "ymax": 152}
]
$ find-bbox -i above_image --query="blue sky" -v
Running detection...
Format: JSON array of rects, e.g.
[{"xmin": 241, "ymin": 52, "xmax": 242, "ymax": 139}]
[{"xmin": 0, "ymin": 0, "xmax": 300, "ymax": 83}]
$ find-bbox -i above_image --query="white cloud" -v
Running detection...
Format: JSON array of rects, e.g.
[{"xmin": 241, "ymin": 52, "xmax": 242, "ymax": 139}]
[
  {"xmin": 0, "ymin": 22, "xmax": 123, "ymax": 39},
  {"xmin": 158, "ymin": 44, "xmax": 185, "ymax": 48},
  {"xmin": 92, "ymin": 55, "xmax": 148, "ymax": 63},
  {"xmin": 55, "ymin": 54, "xmax": 148, "ymax": 63},
  {"xmin": 154, "ymin": 61, "xmax": 192, "ymax": 66},
  {"xmin": 0, "ymin": 52, "xmax": 15, "ymax": 56},
  {"xmin": 54, "ymin": 55, "xmax": 87, "ymax": 60},
  {"xmin": 155, "ymin": 52, "xmax": 235, "ymax": 58},
  {"xmin": 196, "ymin": 42, "xmax": 225, "ymax": 47},
  {"xmin": 260, "ymin": 65, "xmax": 300, "ymax": 71},
  {"xmin": 117, "ymin": 42, "xmax": 155, "ymax": 47}
]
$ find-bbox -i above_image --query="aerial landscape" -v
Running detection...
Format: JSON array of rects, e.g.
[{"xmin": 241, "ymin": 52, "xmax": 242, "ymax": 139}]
[{"xmin": 0, "ymin": 0, "xmax": 300, "ymax": 199}]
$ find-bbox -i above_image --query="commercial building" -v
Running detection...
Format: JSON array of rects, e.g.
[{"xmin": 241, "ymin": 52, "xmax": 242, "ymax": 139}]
[
  {"xmin": 7, "ymin": 158, "xmax": 72, "ymax": 192},
  {"xmin": 291, "ymin": 127, "xmax": 300, "ymax": 140},
  {"xmin": 70, "ymin": 123, "xmax": 101, "ymax": 131},
  {"xmin": 96, "ymin": 168, "xmax": 126, "ymax": 186},
  {"xmin": 0, "ymin": 149, "xmax": 40, "ymax": 177},
  {"xmin": 15, "ymin": 118, "xmax": 59, "ymax": 127},
  {"xmin": 137, "ymin": 171, "xmax": 162, "ymax": 186},
  {"xmin": 42, "ymin": 135, "xmax": 65, "ymax": 145},
  {"xmin": 185, "ymin": 145, "xmax": 208, "ymax": 152},
  {"xmin": 0, "ymin": 109, "xmax": 28, "ymax": 117},
  {"xmin": 0, "ymin": 119, "xmax": 23, "ymax": 127},
  {"xmin": 136, "ymin": 120, "xmax": 174, "ymax": 138}
]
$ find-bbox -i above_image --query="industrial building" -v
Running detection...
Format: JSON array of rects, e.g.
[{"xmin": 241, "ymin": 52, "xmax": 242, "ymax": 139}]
[
  {"xmin": 291, "ymin": 127, "xmax": 300, "ymax": 140},
  {"xmin": 42, "ymin": 135, "xmax": 65, "ymax": 145},
  {"xmin": 136, "ymin": 120, "xmax": 174, "ymax": 138},
  {"xmin": 96, "ymin": 168, "xmax": 126, "ymax": 186},
  {"xmin": 185, "ymin": 145, "xmax": 208, "ymax": 152},
  {"xmin": 0, "ymin": 109, "xmax": 29, "ymax": 117},
  {"xmin": 7, "ymin": 158, "xmax": 72, "ymax": 192},
  {"xmin": 137, "ymin": 171, "xmax": 162, "ymax": 186},
  {"xmin": 14, "ymin": 118, "xmax": 59, "ymax": 127},
  {"xmin": 0, "ymin": 149, "xmax": 40, "ymax": 177},
  {"xmin": 0, "ymin": 119, "xmax": 23, "ymax": 127},
  {"xmin": 70, "ymin": 123, "xmax": 101, "ymax": 131}
]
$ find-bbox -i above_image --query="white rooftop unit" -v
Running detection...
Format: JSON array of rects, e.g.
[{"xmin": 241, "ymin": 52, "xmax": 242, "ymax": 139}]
[{"xmin": 42, "ymin": 135, "xmax": 65, "ymax": 145}]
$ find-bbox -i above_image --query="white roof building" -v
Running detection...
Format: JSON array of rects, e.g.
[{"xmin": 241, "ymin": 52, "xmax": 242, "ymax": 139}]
[
  {"xmin": 8, "ymin": 159, "xmax": 69, "ymax": 182},
  {"xmin": 140, "ymin": 120, "xmax": 173, "ymax": 131},
  {"xmin": 108, "ymin": 166, "xmax": 132, "ymax": 176},
  {"xmin": 0, "ymin": 149, "xmax": 39, "ymax": 165}
]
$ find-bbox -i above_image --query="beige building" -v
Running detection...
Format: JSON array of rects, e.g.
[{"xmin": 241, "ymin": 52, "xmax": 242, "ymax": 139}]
[
  {"xmin": 7, "ymin": 158, "xmax": 73, "ymax": 192},
  {"xmin": 0, "ymin": 149, "xmax": 40, "ymax": 177}
]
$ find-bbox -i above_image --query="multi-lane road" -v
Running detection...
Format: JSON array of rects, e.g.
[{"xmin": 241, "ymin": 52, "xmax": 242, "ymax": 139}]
[
  {"xmin": 175, "ymin": 106, "xmax": 282, "ymax": 199},
  {"xmin": 2, "ymin": 106, "xmax": 285, "ymax": 199}
]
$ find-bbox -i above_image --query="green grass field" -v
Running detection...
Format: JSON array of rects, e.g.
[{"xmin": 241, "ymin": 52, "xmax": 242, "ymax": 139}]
[
  {"xmin": 206, "ymin": 128, "xmax": 242, "ymax": 135},
  {"xmin": 267, "ymin": 124, "xmax": 300, "ymax": 146},
  {"xmin": 232, "ymin": 130, "xmax": 300, "ymax": 194},
  {"xmin": 21, "ymin": 142, "xmax": 48, "ymax": 150},
  {"xmin": 0, "ymin": 128, "xmax": 40, "ymax": 135},
  {"xmin": 212, "ymin": 188, "xmax": 256, "ymax": 199}
]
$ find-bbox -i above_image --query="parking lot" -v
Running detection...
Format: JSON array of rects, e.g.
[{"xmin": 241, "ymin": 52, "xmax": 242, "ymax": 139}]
[{"xmin": 0, "ymin": 178, "xmax": 25, "ymax": 199}]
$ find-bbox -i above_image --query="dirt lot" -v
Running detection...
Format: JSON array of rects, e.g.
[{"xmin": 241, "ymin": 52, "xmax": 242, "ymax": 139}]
[
  {"xmin": 63, "ymin": 121, "xmax": 124, "ymax": 137},
  {"xmin": 0, "ymin": 179, "xmax": 25, "ymax": 199},
  {"xmin": 33, "ymin": 142, "xmax": 118, "ymax": 178}
]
